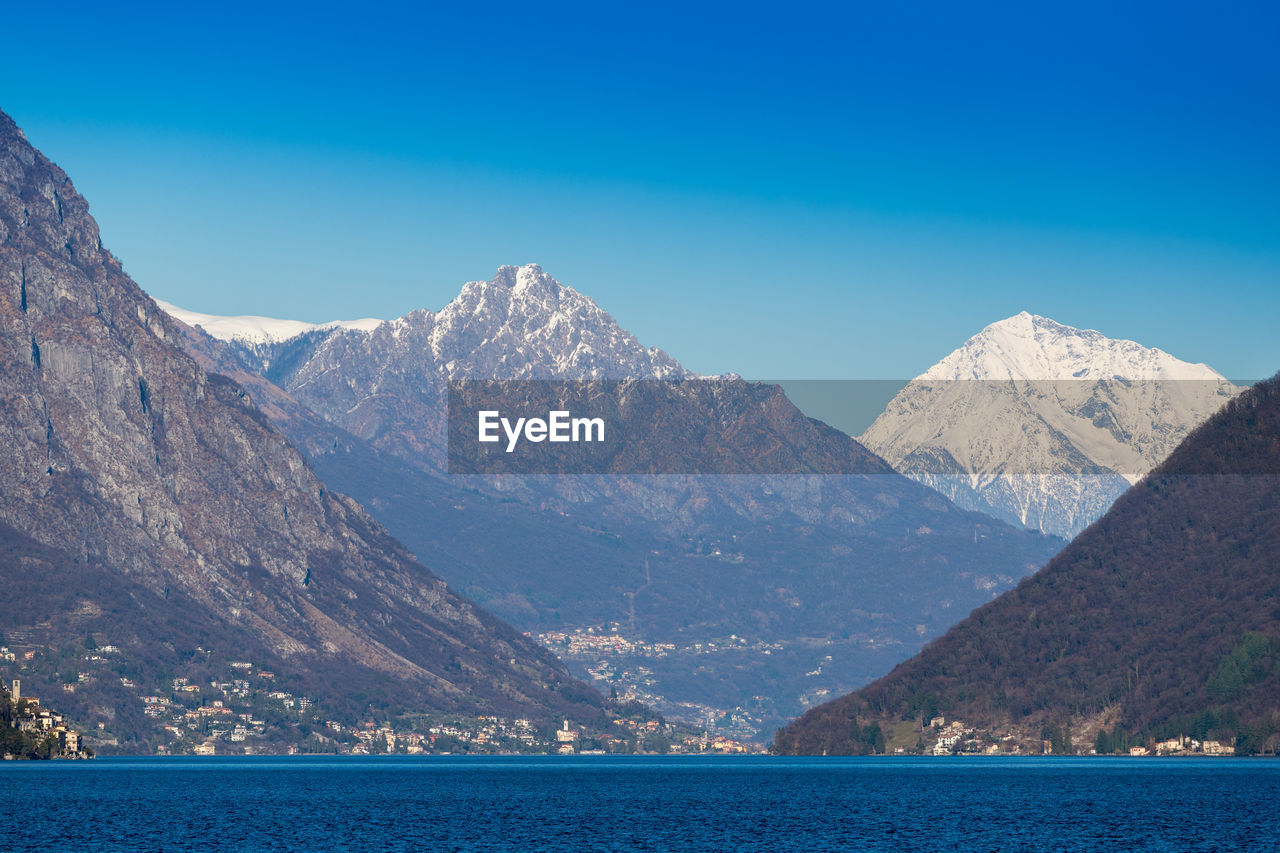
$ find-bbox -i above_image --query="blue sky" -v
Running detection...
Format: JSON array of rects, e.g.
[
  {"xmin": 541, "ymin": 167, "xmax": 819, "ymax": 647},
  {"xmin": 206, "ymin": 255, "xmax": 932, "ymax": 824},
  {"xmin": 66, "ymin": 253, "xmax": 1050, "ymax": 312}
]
[{"xmin": 3, "ymin": 1, "xmax": 1277, "ymax": 379}]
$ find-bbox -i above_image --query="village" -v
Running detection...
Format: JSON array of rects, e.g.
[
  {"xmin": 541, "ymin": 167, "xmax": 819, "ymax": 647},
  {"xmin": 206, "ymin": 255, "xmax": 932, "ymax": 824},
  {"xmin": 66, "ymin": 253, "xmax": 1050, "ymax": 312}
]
[
  {"xmin": 910, "ymin": 716, "xmax": 1239, "ymax": 757},
  {"xmin": 534, "ymin": 625, "xmax": 779, "ymax": 742},
  {"xmin": 138, "ymin": 657, "xmax": 761, "ymax": 756},
  {"xmin": 535, "ymin": 626, "xmax": 785, "ymax": 662},
  {"xmin": 3, "ymin": 637, "xmax": 1239, "ymax": 759},
  {"xmin": 2, "ymin": 635, "xmax": 761, "ymax": 756},
  {"xmin": 1, "ymin": 677, "xmax": 89, "ymax": 760}
]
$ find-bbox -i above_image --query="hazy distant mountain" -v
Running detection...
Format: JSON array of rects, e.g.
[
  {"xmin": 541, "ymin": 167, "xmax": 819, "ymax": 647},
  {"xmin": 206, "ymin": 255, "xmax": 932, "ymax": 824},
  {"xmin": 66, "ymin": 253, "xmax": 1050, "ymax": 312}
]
[
  {"xmin": 861, "ymin": 312, "xmax": 1240, "ymax": 538},
  {"xmin": 161, "ymin": 267, "xmax": 1060, "ymax": 738},
  {"xmin": 776, "ymin": 373, "xmax": 1280, "ymax": 756},
  {"xmin": 0, "ymin": 109, "xmax": 604, "ymax": 751}
]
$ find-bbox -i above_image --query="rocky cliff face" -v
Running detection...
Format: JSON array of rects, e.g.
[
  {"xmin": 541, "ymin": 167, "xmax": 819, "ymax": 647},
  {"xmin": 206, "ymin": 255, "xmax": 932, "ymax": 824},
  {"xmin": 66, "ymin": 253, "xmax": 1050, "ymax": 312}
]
[
  {"xmin": 861, "ymin": 312, "xmax": 1240, "ymax": 538},
  {"xmin": 0, "ymin": 109, "xmax": 602, "ymax": 740}
]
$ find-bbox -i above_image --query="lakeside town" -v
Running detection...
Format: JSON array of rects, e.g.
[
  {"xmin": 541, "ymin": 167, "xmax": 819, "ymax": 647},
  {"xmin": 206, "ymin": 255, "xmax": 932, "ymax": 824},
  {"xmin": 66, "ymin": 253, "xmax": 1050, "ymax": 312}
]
[
  {"xmin": 532, "ymin": 624, "xmax": 908, "ymax": 742},
  {"xmin": 876, "ymin": 715, "xmax": 1240, "ymax": 757},
  {"xmin": 1, "ymin": 678, "xmax": 90, "ymax": 759},
  {"xmin": 0, "ymin": 637, "xmax": 1257, "ymax": 760},
  {"xmin": 534, "ymin": 626, "xmax": 783, "ymax": 742},
  {"xmin": 1, "ymin": 639, "xmax": 761, "ymax": 756}
]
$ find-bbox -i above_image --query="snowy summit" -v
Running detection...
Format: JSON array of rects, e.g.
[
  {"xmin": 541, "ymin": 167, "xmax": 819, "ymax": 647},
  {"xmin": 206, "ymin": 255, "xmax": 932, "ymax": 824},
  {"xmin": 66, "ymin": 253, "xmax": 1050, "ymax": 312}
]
[
  {"xmin": 922, "ymin": 311, "xmax": 1225, "ymax": 382},
  {"xmin": 154, "ymin": 299, "xmax": 383, "ymax": 345},
  {"xmin": 862, "ymin": 312, "xmax": 1240, "ymax": 538}
]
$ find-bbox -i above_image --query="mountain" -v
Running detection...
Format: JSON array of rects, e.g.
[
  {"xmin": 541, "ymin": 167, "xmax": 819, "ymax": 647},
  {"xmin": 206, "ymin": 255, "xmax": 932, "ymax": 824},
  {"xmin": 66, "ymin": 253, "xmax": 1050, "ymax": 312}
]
[
  {"xmin": 0, "ymin": 108, "xmax": 609, "ymax": 753},
  {"xmin": 159, "ymin": 267, "xmax": 1061, "ymax": 739},
  {"xmin": 861, "ymin": 312, "xmax": 1240, "ymax": 538},
  {"xmin": 775, "ymin": 374, "xmax": 1280, "ymax": 756},
  {"xmin": 272, "ymin": 263, "xmax": 688, "ymax": 465}
]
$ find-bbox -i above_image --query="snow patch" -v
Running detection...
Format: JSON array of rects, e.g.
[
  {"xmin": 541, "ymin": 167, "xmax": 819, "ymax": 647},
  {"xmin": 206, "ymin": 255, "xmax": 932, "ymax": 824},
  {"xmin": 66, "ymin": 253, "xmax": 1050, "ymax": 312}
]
[{"xmin": 154, "ymin": 300, "xmax": 382, "ymax": 345}]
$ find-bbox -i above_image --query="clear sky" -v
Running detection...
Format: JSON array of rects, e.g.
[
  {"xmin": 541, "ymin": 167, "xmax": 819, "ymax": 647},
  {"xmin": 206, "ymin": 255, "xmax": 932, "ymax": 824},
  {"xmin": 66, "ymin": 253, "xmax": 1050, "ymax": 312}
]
[{"xmin": 3, "ymin": 1, "xmax": 1277, "ymax": 379}]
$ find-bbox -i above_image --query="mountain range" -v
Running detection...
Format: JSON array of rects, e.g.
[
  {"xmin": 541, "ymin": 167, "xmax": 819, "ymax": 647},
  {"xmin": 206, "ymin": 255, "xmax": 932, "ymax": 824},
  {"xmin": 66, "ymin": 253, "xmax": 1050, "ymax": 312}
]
[
  {"xmin": 7, "ymin": 102, "xmax": 1253, "ymax": 754},
  {"xmin": 158, "ymin": 265, "xmax": 1061, "ymax": 738}
]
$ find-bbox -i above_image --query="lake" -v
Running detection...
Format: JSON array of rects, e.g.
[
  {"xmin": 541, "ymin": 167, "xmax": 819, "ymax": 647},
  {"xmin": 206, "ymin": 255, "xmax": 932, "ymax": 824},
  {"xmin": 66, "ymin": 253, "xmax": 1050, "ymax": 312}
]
[{"xmin": 2, "ymin": 756, "xmax": 1278, "ymax": 851}]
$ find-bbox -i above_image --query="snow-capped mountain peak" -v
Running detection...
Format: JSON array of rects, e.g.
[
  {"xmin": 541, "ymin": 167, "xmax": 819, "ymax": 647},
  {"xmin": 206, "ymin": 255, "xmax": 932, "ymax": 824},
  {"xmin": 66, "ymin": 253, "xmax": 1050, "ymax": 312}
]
[
  {"xmin": 154, "ymin": 299, "xmax": 383, "ymax": 345},
  {"xmin": 923, "ymin": 311, "xmax": 1225, "ymax": 382},
  {"xmin": 405, "ymin": 263, "xmax": 689, "ymax": 380},
  {"xmin": 503, "ymin": 262, "xmax": 557, "ymax": 295},
  {"xmin": 863, "ymin": 312, "xmax": 1240, "ymax": 538}
]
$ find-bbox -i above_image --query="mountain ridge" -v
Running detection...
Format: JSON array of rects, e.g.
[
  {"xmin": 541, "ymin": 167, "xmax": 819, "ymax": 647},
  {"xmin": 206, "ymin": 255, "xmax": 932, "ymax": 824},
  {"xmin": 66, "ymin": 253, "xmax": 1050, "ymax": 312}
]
[{"xmin": 154, "ymin": 299, "xmax": 382, "ymax": 345}]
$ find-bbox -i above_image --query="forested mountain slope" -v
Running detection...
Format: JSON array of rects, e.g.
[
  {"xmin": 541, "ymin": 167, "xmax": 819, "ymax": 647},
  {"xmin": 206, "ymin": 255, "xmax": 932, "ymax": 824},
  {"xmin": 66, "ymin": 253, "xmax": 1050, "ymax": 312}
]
[{"xmin": 777, "ymin": 374, "xmax": 1280, "ymax": 755}]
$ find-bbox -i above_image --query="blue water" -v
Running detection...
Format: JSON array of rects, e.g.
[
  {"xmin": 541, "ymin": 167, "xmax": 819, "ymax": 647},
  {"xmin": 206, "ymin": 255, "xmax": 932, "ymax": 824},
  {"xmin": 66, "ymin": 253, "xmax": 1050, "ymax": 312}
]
[{"xmin": 2, "ymin": 756, "xmax": 1279, "ymax": 852}]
